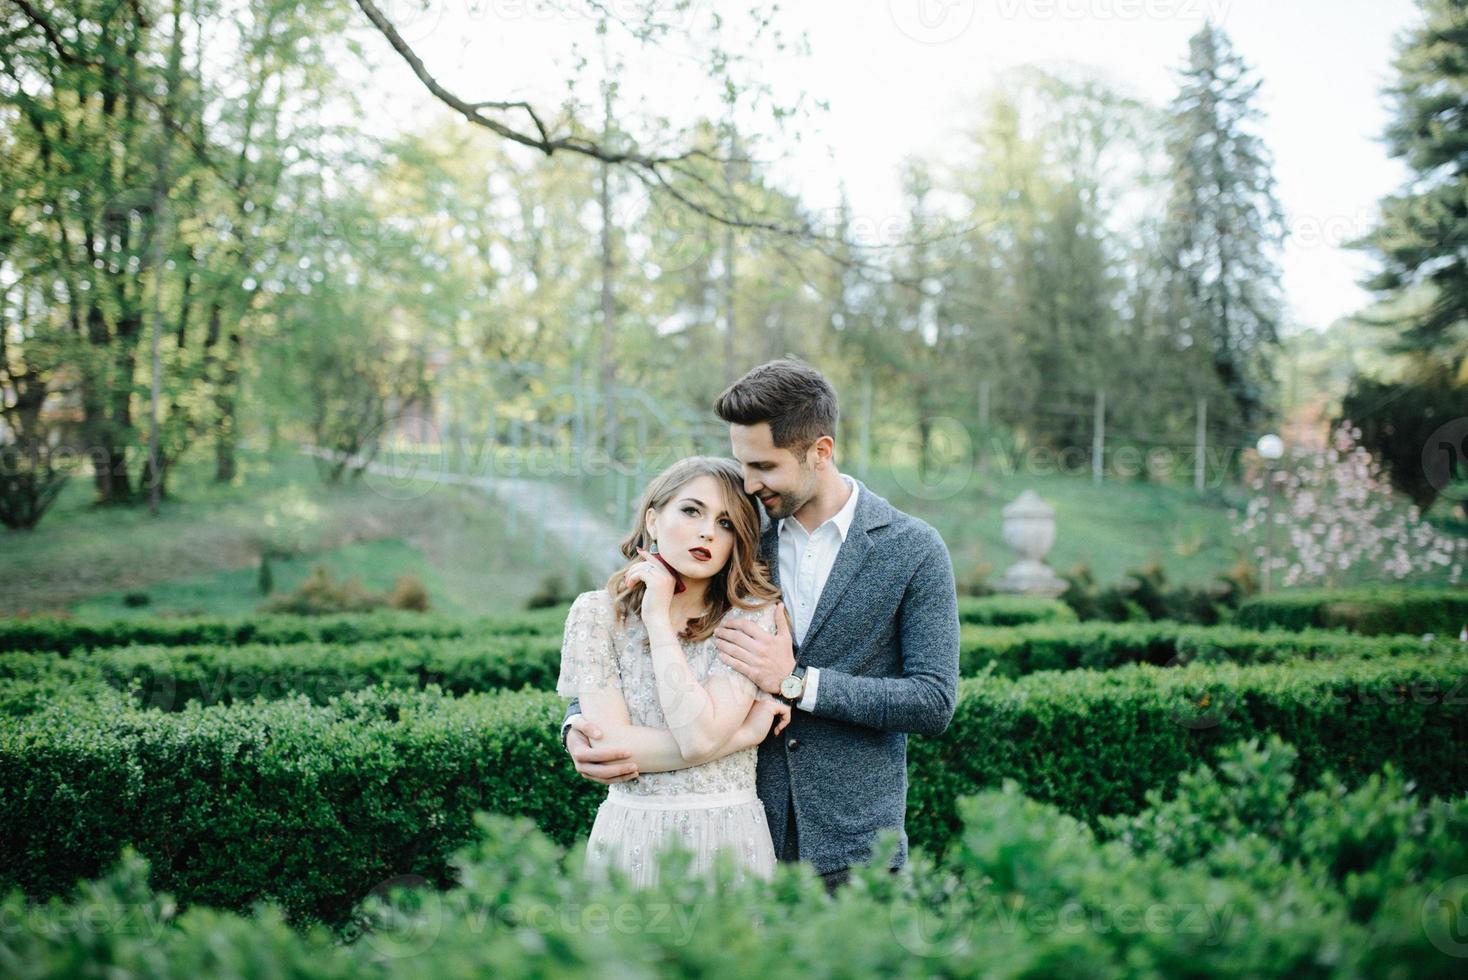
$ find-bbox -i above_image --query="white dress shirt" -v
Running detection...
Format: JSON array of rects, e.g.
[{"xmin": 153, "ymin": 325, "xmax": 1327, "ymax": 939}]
[{"xmin": 779, "ymin": 473, "xmax": 860, "ymax": 711}]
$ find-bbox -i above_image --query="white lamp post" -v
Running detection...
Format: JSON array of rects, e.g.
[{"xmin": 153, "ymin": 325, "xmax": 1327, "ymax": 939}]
[{"xmin": 1256, "ymin": 434, "xmax": 1284, "ymax": 594}]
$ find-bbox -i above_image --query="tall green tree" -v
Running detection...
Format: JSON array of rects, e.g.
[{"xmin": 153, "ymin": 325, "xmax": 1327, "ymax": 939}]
[
  {"xmin": 940, "ymin": 69, "xmax": 1138, "ymax": 455},
  {"xmin": 2, "ymin": 0, "xmax": 158, "ymax": 505},
  {"xmin": 1355, "ymin": 0, "xmax": 1468, "ymax": 373},
  {"xmin": 2, "ymin": 0, "xmax": 348, "ymax": 513},
  {"xmin": 1157, "ymin": 22, "xmax": 1287, "ymax": 436}
]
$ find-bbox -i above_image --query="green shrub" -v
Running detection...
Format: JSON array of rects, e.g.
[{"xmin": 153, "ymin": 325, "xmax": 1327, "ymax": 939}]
[
  {"xmin": 1099, "ymin": 734, "xmax": 1468, "ymax": 926},
  {"xmin": 0, "ymin": 605, "xmax": 572, "ymax": 656},
  {"xmin": 257, "ymin": 564, "xmax": 429, "ymax": 615},
  {"xmin": 0, "ymin": 634, "xmax": 563, "ymax": 711},
  {"xmin": 905, "ymin": 653, "xmax": 1468, "ymax": 858},
  {"xmin": 1060, "ymin": 560, "xmax": 1249, "ymax": 625},
  {"xmin": 5, "ymin": 741, "xmax": 1465, "ymax": 978},
  {"xmin": 0, "ymin": 685, "xmax": 596, "ymax": 926},
  {"xmin": 955, "ymin": 594, "xmax": 1076, "ymax": 626},
  {"xmin": 1, "ymin": 619, "xmax": 1453, "ymax": 724},
  {"xmin": 387, "ymin": 574, "xmax": 431, "ymax": 612},
  {"xmin": 0, "ymin": 671, "xmax": 123, "ymax": 718},
  {"xmin": 526, "ymin": 569, "xmax": 598, "ymax": 610},
  {"xmin": 957, "ymin": 620, "xmax": 1457, "ymax": 678},
  {"xmin": 4, "ymin": 653, "xmax": 1466, "ymax": 928},
  {"xmin": 1234, "ymin": 587, "xmax": 1468, "ymax": 636}
]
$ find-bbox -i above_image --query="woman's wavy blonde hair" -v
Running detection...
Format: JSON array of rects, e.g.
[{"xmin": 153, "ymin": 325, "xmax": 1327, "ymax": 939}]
[{"xmin": 605, "ymin": 455, "xmax": 780, "ymax": 643}]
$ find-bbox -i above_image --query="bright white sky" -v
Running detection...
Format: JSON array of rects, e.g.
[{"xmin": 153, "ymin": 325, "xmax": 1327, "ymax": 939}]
[{"xmin": 354, "ymin": 0, "xmax": 1424, "ymax": 334}]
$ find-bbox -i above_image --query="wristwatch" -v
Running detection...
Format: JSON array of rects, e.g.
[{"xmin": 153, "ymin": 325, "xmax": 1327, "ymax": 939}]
[{"xmin": 778, "ymin": 665, "xmax": 809, "ymax": 705}]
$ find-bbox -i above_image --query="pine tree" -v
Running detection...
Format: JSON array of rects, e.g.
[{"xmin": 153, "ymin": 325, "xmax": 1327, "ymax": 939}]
[
  {"xmin": 1355, "ymin": 0, "xmax": 1468, "ymax": 371},
  {"xmin": 1157, "ymin": 22, "xmax": 1287, "ymax": 435}
]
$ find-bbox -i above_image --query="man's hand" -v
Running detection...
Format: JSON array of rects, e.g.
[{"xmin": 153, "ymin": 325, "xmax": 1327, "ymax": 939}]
[
  {"xmin": 566, "ymin": 715, "xmax": 640, "ymax": 785},
  {"xmin": 714, "ymin": 600, "xmax": 796, "ymax": 695}
]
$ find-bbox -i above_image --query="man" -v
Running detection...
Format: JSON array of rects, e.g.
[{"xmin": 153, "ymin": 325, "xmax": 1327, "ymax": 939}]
[{"xmin": 561, "ymin": 358, "xmax": 960, "ymax": 894}]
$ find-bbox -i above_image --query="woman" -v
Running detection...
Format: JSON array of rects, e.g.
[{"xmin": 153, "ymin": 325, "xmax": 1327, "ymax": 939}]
[{"xmin": 556, "ymin": 456, "xmax": 791, "ymax": 889}]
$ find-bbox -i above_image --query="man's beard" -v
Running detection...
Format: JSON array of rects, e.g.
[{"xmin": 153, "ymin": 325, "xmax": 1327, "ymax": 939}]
[
  {"xmin": 764, "ymin": 494, "xmax": 797, "ymax": 521},
  {"xmin": 765, "ymin": 471, "xmax": 815, "ymax": 521}
]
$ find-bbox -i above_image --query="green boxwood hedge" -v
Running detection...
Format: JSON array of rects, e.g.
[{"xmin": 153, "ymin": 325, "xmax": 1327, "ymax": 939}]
[
  {"xmin": 955, "ymin": 594, "xmax": 1077, "ymax": 626},
  {"xmin": 0, "ymin": 606, "xmax": 571, "ymax": 656},
  {"xmin": 0, "ymin": 634, "xmax": 563, "ymax": 713},
  {"xmin": 0, "ymin": 685, "xmax": 592, "ymax": 927},
  {"xmin": 958, "ymin": 620, "xmax": 1457, "ymax": 677},
  {"xmin": 3, "ymin": 736, "xmax": 1465, "ymax": 978},
  {"xmin": 1233, "ymin": 587, "xmax": 1468, "ymax": 636},
  {"xmin": 2, "ymin": 652, "xmax": 1464, "ymax": 926},
  {"xmin": 2, "ymin": 598, "xmax": 1069, "ymax": 658},
  {"xmin": 906, "ymin": 654, "xmax": 1468, "ymax": 856},
  {"xmin": 5, "ymin": 619, "xmax": 1451, "ymax": 722}
]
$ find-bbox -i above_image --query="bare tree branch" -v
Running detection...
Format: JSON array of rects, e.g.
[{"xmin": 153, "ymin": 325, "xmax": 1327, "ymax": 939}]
[
  {"xmin": 350, "ymin": 0, "xmax": 849, "ymax": 241},
  {"xmin": 350, "ymin": 0, "xmax": 993, "ymax": 282},
  {"xmin": 9, "ymin": 0, "xmax": 82, "ymax": 65}
]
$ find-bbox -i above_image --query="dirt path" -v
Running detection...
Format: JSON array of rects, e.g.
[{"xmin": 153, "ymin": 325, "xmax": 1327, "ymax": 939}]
[{"xmin": 302, "ymin": 447, "xmax": 625, "ymax": 577}]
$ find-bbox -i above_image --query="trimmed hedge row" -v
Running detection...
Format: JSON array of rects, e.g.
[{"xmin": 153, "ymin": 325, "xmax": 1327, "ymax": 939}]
[
  {"xmin": 0, "ymin": 606, "xmax": 571, "ymax": 656},
  {"xmin": 6, "ymin": 736, "xmax": 1465, "ymax": 978},
  {"xmin": 958, "ymin": 620, "xmax": 1458, "ymax": 677},
  {"xmin": 0, "ymin": 624, "xmax": 1453, "ymax": 728},
  {"xmin": 1233, "ymin": 587, "xmax": 1468, "ymax": 636},
  {"xmin": 0, "ymin": 685, "xmax": 591, "ymax": 927},
  {"xmin": 0, "ymin": 634, "xmax": 563, "ymax": 714},
  {"xmin": 2, "ymin": 652, "xmax": 1465, "ymax": 926},
  {"xmin": 4, "ymin": 619, "xmax": 1452, "ymax": 721},
  {"xmin": 906, "ymin": 653, "xmax": 1468, "ymax": 856},
  {"xmin": 954, "ymin": 594, "xmax": 1076, "ymax": 626},
  {"xmin": 0, "ymin": 594, "xmax": 1067, "ymax": 659}
]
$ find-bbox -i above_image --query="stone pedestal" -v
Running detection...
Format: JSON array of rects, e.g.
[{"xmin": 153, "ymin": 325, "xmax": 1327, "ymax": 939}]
[{"xmin": 994, "ymin": 489, "xmax": 1067, "ymax": 598}]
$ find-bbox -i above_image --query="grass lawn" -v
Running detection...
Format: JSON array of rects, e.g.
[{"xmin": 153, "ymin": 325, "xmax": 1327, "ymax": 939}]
[
  {"xmin": 7, "ymin": 440, "xmax": 1460, "ymax": 620},
  {"xmin": 557, "ymin": 454, "xmax": 1246, "ymax": 588},
  {"xmin": 865, "ymin": 466, "xmax": 1242, "ymax": 590},
  {"xmin": 0, "ymin": 445, "xmax": 594, "ymax": 619},
  {"xmin": 556, "ymin": 449, "xmax": 1465, "ymax": 591}
]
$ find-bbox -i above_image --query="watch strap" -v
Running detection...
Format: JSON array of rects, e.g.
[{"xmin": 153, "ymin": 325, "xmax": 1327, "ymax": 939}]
[{"xmin": 781, "ymin": 664, "xmax": 809, "ymax": 704}]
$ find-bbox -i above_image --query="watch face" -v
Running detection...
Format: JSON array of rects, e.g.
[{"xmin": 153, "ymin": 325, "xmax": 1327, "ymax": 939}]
[{"xmin": 780, "ymin": 675, "xmax": 802, "ymax": 698}]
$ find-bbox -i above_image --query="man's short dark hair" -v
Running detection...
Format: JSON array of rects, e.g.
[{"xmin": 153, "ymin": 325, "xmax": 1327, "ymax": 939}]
[{"xmin": 714, "ymin": 358, "xmax": 839, "ymax": 456}]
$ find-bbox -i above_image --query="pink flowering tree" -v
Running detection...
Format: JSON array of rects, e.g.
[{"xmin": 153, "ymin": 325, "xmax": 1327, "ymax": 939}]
[{"xmin": 1230, "ymin": 420, "xmax": 1466, "ymax": 588}]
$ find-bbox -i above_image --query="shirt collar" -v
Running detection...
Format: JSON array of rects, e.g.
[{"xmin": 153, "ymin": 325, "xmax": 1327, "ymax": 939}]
[{"xmin": 781, "ymin": 474, "xmax": 860, "ymax": 541}]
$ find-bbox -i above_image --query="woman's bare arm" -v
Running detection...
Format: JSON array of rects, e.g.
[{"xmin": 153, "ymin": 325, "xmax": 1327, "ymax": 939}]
[{"xmin": 590, "ymin": 711, "xmax": 761, "ymax": 772}]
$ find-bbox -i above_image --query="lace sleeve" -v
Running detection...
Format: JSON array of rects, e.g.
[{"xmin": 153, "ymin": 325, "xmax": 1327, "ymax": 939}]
[{"xmin": 556, "ymin": 591, "xmax": 622, "ymax": 698}]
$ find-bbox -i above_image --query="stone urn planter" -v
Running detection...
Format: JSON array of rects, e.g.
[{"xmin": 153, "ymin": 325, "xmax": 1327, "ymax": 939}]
[{"xmin": 994, "ymin": 490, "xmax": 1067, "ymax": 598}]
